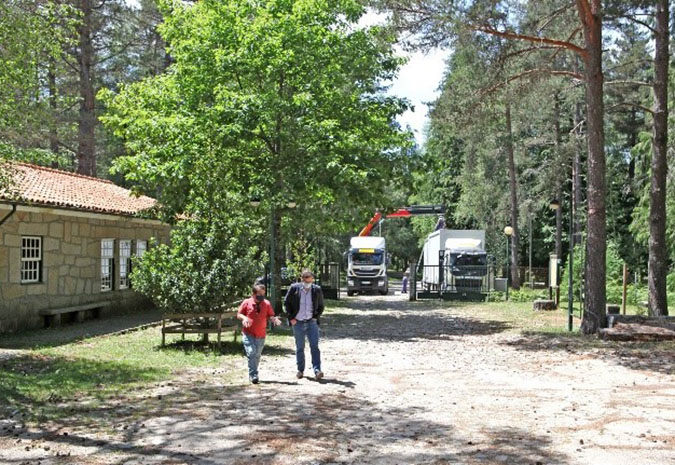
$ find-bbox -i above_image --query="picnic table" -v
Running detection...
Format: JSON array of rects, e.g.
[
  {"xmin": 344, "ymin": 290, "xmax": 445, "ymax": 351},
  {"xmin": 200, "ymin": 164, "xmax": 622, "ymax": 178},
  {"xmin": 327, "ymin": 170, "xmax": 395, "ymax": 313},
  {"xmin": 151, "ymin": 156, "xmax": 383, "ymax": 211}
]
[{"xmin": 161, "ymin": 310, "xmax": 239, "ymax": 347}]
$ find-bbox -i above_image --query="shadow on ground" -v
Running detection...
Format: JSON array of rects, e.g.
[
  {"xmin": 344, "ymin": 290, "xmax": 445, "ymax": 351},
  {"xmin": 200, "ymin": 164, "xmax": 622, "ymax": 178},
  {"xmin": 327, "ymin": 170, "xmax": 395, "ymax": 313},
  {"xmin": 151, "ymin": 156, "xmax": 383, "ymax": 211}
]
[
  {"xmin": 1, "ymin": 378, "xmax": 571, "ymax": 465},
  {"xmin": 0, "ymin": 353, "xmax": 165, "ymax": 422},
  {"xmin": 323, "ymin": 298, "xmax": 510, "ymax": 342},
  {"xmin": 0, "ymin": 310, "xmax": 163, "ymax": 350},
  {"xmin": 504, "ymin": 331, "xmax": 675, "ymax": 375},
  {"xmin": 160, "ymin": 339, "xmax": 294, "ymax": 357}
]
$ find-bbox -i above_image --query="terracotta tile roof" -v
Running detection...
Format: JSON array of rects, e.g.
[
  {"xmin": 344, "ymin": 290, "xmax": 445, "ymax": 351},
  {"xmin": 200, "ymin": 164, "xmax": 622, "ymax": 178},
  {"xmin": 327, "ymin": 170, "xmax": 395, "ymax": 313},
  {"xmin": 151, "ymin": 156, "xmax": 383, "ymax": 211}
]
[{"xmin": 0, "ymin": 162, "xmax": 157, "ymax": 216}]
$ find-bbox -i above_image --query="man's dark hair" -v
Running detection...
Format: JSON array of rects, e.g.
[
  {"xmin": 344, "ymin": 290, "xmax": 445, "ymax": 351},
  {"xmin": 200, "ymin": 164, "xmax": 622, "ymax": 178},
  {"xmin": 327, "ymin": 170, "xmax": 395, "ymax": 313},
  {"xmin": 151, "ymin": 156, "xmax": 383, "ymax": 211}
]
[
  {"xmin": 252, "ymin": 283, "xmax": 266, "ymax": 294},
  {"xmin": 301, "ymin": 269, "xmax": 314, "ymax": 279}
]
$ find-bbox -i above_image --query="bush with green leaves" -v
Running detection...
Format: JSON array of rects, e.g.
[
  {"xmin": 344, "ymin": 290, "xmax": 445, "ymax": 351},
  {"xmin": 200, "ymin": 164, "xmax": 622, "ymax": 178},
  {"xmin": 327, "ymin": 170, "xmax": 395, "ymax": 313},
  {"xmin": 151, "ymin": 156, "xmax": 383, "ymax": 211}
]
[
  {"xmin": 508, "ymin": 287, "xmax": 549, "ymax": 303},
  {"xmin": 131, "ymin": 213, "xmax": 261, "ymax": 313},
  {"xmin": 560, "ymin": 240, "xmax": 628, "ymax": 304}
]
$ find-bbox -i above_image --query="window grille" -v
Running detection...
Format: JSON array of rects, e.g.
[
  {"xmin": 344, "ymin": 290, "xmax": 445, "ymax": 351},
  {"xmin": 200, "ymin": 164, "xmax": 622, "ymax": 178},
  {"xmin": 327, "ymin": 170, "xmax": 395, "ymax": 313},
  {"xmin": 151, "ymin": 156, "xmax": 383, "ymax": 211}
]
[
  {"xmin": 119, "ymin": 240, "xmax": 131, "ymax": 289},
  {"xmin": 21, "ymin": 236, "xmax": 42, "ymax": 283},
  {"xmin": 101, "ymin": 239, "xmax": 114, "ymax": 291},
  {"xmin": 136, "ymin": 240, "xmax": 147, "ymax": 258}
]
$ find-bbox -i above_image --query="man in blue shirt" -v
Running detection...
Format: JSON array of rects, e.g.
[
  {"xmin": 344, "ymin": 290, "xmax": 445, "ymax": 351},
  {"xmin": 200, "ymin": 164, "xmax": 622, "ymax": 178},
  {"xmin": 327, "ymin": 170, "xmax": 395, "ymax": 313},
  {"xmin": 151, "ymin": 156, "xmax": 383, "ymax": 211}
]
[{"xmin": 284, "ymin": 269, "xmax": 325, "ymax": 379}]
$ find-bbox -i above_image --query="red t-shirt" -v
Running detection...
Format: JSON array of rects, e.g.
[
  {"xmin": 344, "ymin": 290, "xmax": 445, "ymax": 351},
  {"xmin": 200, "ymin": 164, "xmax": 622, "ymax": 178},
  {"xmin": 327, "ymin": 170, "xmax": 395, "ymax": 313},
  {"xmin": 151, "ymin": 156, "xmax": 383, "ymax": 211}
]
[{"xmin": 237, "ymin": 297, "xmax": 275, "ymax": 338}]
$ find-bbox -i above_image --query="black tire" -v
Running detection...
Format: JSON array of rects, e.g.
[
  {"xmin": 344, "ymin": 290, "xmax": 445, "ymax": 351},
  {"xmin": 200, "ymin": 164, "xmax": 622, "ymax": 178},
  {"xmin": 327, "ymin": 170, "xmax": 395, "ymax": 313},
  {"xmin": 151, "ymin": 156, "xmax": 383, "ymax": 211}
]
[
  {"xmin": 379, "ymin": 290, "xmax": 388, "ymax": 296},
  {"xmin": 347, "ymin": 290, "xmax": 355, "ymax": 296}
]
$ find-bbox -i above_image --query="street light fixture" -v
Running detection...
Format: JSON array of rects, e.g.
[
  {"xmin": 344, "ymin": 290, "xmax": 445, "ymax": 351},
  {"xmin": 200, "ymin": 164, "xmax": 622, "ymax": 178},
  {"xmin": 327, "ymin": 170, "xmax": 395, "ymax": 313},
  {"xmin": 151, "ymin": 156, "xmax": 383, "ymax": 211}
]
[
  {"xmin": 250, "ymin": 198, "xmax": 261, "ymax": 207},
  {"xmin": 549, "ymin": 199, "xmax": 560, "ymax": 211},
  {"xmin": 504, "ymin": 226, "xmax": 513, "ymax": 301}
]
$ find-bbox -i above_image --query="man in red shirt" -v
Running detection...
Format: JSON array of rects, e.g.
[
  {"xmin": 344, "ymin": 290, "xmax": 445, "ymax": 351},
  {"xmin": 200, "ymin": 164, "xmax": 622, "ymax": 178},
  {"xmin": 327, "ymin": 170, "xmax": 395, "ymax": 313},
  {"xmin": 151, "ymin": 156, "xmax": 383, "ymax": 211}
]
[{"xmin": 237, "ymin": 284, "xmax": 281, "ymax": 384}]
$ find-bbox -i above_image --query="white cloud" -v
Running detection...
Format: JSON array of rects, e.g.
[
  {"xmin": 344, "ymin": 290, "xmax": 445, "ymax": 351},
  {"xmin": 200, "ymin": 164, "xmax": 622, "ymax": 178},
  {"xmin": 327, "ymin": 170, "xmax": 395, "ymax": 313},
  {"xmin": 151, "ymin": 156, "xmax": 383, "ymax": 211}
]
[
  {"xmin": 358, "ymin": 11, "xmax": 448, "ymax": 145},
  {"xmin": 390, "ymin": 48, "xmax": 447, "ymax": 144}
]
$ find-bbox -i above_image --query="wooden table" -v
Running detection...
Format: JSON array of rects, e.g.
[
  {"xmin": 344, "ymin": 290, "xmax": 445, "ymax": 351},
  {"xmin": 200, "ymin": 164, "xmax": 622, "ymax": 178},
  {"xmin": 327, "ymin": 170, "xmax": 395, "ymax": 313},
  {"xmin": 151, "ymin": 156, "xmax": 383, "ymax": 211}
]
[{"xmin": 161, "ymin": 311, "xmax": 239, "ymax": 347}]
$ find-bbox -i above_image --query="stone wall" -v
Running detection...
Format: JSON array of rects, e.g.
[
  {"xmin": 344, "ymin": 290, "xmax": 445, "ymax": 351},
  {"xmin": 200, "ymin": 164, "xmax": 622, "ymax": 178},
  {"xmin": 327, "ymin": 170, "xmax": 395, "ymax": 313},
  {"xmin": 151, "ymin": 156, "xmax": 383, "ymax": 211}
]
[{"xmin": 0, "ymin": 206, "xmax": 171, "ymax": 333}]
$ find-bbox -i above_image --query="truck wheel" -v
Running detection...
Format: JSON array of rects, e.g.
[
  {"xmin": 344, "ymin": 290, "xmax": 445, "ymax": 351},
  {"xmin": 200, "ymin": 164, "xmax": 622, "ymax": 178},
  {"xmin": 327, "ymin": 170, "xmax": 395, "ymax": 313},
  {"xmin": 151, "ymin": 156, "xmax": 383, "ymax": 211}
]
[
  {"xmin": 347, "ymin": 290, "xmax": 355, "ymax": 297},
  {"xmin": 379, "ymin": 290, "xmax": 388, "ymax": 296}
]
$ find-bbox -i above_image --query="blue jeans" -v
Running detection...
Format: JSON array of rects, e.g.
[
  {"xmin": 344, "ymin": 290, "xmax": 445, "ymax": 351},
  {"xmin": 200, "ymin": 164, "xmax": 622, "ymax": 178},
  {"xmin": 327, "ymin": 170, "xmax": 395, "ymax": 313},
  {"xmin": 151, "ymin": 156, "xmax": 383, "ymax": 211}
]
[
  {"xmin": 293, "ymin": 319, "xmax": 321, "ymax": 373},
  {"xmin": 242, "ymin": 334, "xmax": 265, "ymax": 380}
]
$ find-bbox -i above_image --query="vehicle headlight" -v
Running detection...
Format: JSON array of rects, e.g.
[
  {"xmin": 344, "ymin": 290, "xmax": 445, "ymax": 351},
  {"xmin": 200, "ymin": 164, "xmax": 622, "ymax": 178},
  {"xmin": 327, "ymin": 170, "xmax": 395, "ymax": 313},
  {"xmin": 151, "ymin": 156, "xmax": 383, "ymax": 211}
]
[
  {"xmin": 348, "ymin": 280, "xmax": 354, "ymax": 286},
  {"xmin": 378, "ymin": 279, "xmax": 385, "ymax": 286}
]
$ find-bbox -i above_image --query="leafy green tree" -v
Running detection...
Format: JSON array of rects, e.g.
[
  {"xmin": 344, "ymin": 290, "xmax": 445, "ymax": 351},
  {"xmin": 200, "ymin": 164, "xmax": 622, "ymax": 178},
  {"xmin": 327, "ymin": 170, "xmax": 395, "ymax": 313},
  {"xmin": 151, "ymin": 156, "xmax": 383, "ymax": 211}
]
[
  {"xmin": 101, "ymin": 0, "xmax": 411, "ymax": 309},
  {"xmin": 0, "ymin": 1, "xmax": 75, "ymax": 163}
]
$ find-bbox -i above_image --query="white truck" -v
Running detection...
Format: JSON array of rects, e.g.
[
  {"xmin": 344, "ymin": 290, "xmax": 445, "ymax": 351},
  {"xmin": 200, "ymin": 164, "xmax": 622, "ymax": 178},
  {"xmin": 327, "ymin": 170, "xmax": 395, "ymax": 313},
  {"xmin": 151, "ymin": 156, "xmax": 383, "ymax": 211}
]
[
  {"xmin": 420, "ymin": 229, "xmax": 489, "ymax": 296},
  {"xmin": 346, "ymin": 236, "xmax": 388, "ymax": 296}
]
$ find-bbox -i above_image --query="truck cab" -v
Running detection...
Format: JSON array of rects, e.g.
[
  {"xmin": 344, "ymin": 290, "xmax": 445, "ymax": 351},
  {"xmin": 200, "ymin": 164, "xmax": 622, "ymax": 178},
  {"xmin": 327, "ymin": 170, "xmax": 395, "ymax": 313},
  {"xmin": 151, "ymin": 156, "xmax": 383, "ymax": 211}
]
[{"xmin": 346, "ymin": 236, "xmax": 388, "ymax": 296}]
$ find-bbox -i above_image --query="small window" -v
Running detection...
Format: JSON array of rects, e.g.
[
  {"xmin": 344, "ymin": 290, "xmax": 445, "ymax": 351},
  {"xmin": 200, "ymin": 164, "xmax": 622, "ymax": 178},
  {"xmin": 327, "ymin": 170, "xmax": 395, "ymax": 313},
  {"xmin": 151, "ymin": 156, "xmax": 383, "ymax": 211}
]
[
  {"xmin": 21, "ymin": 236, "xmax": 42, "ymax": 283},
  {"xmin": 101, "ymin": 239, "xmax": 114, "ymax": 292},
  {"xmin": 119, "ymin": 240, "xmax": 132, "ymax": 289},
  {"xmin": 136, "ymin": 240, "xmax": 147, "ymax": 258}
]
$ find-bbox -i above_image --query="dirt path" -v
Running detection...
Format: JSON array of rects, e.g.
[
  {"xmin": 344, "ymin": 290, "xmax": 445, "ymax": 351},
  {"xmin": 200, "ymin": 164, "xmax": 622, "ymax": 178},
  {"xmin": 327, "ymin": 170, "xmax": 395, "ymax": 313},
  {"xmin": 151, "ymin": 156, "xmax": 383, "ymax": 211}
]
[{"xmin": 2, "ymin": 295, "xmax": 674, "ymax": 464}]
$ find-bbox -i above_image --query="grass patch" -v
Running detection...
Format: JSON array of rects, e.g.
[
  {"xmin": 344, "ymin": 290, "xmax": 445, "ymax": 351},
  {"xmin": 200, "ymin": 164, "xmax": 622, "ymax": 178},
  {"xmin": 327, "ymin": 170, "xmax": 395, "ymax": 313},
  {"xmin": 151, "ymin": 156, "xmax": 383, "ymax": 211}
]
[
  {"xmin": 0, "ymin": 324, "xmax": 293, "ymax": 423},
  {"xmin": 445, "ymin": 300, "xmax": 573, "ymax": 334}
]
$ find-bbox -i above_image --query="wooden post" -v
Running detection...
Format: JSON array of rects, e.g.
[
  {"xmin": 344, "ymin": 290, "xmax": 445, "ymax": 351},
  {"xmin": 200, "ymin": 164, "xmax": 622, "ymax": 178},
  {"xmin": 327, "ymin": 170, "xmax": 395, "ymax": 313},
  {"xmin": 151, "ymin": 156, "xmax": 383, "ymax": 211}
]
[
  {"xmin": 217, "ymin": 314, "xmax": 222, "ymax": 348},
  {"xmin": 622, "ymin": 263, "xmax": 628, "ymax": 315}
]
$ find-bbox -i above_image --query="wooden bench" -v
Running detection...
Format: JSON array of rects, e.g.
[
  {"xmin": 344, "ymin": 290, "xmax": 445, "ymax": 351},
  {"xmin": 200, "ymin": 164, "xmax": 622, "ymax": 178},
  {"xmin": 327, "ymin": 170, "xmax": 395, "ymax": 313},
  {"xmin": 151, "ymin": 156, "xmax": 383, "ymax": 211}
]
[
  {"xmin": 39, "ymin": 301, "xmax": 111, "ymax": 327},
  {"xmin": 161, "ymin": 311, "xmax": 239, "ymax": 347}
]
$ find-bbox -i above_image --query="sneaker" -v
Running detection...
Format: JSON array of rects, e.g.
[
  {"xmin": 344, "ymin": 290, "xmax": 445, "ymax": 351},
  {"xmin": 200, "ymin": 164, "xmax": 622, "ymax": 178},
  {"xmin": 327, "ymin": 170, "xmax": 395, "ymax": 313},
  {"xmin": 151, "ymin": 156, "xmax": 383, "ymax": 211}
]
[
  {"xmin": 315, "ymin": 371, "xmax": 324, "ymax": 380},
  {"xmin": 251, "ymin": 376, "xmax": 259, "ymax": 384},
  {"xmin": 296, "ymin": 371, "xmax": 303, "ymax": 379}
]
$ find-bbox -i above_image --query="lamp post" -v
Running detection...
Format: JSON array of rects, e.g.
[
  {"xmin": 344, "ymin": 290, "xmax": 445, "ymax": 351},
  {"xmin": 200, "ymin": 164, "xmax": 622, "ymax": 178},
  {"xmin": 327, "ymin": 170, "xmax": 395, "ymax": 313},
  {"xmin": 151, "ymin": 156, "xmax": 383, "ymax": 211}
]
[
  {"xmin": 504, "ymin": 226, "xmax": 514, "ymax": 300},
  {"xmin": 549, "ymin": 198, "xmax": 573, "ymax": 332},
  {"xmin": 567, "ymin": 193, "xmax": 573, "ymax": 331},
  {"xmin": 549, "ymin": 199, "xmax": 560, "ymax": 305}
]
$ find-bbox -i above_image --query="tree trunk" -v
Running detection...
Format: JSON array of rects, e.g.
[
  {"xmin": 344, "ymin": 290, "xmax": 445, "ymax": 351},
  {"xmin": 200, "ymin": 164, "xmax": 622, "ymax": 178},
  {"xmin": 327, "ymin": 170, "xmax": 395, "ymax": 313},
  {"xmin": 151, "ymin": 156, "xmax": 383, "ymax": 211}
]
[
  {"xmin": 648, "ymin": 0, "xmax": 669, "ymax": 317},
  {"xmin": 572, "ymin": 59, "xmax": 584, "ymax": 246},
  {"xmin": 578, "ymin": 0, "xmax": 606, "ymax": 334},
  {"xmin": 627, "ymin": 110, "xmax": 637, "ymax": 183},
  {"xmin": 270, "ymin": 208, "xmax": 284, "ymax": 315},
  {"xmin": 556, "ymin": 191, "xmax": 562, "ymax": 258},
  {"xmin": 505, "ymin": 102, "xmax": 521, "ymax": 290},
  {"xmin": 48, "ymin": 58, "xmax": 59, "ymax": 168},
  {"xmin": 77, "ymin": 0, "xmax": 96, "ymax": 176},
  {"xmin": 553, "ymin": 95, "xmax": 562, "ymax": 259}
]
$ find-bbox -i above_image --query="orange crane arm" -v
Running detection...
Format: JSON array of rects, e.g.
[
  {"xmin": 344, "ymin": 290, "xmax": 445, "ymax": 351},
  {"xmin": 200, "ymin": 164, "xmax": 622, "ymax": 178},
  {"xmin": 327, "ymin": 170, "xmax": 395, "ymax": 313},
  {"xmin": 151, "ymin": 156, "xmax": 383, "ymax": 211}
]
[
  {"xmin": 358, "ymin": 211, "xmax": 383, "ymax": 236},
  {"xmin": 358, "ymin": 205, "xmax": 445, "ymax": 236}
]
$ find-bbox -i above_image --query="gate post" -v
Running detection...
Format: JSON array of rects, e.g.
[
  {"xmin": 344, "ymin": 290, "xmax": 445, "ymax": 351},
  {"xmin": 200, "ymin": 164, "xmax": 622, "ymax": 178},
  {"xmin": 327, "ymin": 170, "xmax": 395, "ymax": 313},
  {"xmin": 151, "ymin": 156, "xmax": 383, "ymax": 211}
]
[
  {"xmin": 409, "ymin": 261, "xmax": 417, "ymax": 301},
  {"xmin": 438, "ymin": 250, "xmax": 445, "ymax": 297}
]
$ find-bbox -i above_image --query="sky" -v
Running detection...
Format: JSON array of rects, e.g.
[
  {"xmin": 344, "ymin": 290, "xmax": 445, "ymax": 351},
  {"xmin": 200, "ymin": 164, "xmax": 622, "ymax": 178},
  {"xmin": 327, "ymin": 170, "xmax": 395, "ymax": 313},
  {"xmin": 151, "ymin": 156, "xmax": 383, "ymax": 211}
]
[
  {"xmin": 389, "ymin": 48, "xmax": 447, "ymax": 144},
  {"xmin": 357, "ymin": 11, "xmax": 448, "ymax": 145}
]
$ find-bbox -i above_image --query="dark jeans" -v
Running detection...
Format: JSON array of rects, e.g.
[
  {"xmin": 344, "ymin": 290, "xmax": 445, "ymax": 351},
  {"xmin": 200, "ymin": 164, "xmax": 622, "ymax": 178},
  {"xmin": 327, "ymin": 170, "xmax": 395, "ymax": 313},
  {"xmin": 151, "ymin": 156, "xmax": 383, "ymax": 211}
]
[{"xmin": 292, "ymin": 319, "xmax": 321, "ymax": 373}]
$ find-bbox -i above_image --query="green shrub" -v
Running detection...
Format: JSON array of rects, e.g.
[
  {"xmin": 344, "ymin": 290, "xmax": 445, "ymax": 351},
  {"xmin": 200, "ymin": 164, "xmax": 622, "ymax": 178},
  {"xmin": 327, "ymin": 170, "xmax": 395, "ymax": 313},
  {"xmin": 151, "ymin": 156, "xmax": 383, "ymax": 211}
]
[
  {"xmin": 559, "ymin": 244, "xmax": 585, "ymax": 301},
  {"xmin": 487, "ymin": 291, "xmax": 506, "ymax": 302},
  {"xmin": 606, "ymin": 283, "xmax": 623, "ymax": 305},
  {"xmin": 605, "ymin": 241, "xmax": 624, "ymax": 284},
  {"xmin": 131, "ymin": 213, "xmax": 261, "ymax": 313},
  {"xmin": 508, "ymin": 287, "xmax": 548, "ymax": 302},
  {"xmin": 560, "ymin": 240, "xmax": 627, "ymax": 304}
]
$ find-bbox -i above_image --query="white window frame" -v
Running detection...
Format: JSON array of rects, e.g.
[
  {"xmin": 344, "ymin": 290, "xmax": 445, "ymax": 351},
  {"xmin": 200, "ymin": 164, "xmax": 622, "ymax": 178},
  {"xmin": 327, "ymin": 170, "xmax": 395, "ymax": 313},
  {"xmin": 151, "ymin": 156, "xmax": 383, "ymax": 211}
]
[
  {"xmin": 136, "ymin": 240, "xmax": 147, "ymax": 258},
  {"xmin": 20, "ymin": 236, "xmax": 42, "ymax": 284},
  {"xmin": 119, "ymin": 240, "xmax": 132, "ymax": 289},
  {"xmin": 101, "ymin": 239, "xmax": 115, "ymax": 292}
]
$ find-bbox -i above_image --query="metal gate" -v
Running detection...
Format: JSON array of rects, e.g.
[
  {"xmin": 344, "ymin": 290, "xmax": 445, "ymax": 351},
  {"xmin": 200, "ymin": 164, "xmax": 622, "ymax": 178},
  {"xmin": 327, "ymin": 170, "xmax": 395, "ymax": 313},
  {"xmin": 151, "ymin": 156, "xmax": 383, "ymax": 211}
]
[
  {"xmin": 412, "ymin": 259, "xmax": 495, "ymax": 301},
  {"xmin": 316, "ymin": 262, "xmax": 340, "ymax": 300}
]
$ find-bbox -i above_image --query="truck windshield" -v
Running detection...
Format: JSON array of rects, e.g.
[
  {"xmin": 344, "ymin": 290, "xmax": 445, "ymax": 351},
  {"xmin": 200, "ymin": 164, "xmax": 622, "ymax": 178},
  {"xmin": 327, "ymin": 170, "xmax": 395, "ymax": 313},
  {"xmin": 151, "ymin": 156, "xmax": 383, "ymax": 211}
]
[
  {"xmin": 352, "ymin": 252, "xmax": 383, "ymax": 265},
  {"xmin": 451, "ymin": 254, "xmax": 487, "ymax": 267}
]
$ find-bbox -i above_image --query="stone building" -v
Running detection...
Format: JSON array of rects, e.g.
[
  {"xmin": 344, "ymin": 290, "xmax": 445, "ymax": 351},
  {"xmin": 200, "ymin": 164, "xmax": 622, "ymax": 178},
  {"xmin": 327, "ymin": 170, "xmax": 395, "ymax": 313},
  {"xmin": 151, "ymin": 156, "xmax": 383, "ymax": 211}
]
[{"xmin": 0, "ymin": 163, "xmax": 171, "ymax": 333}]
